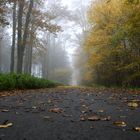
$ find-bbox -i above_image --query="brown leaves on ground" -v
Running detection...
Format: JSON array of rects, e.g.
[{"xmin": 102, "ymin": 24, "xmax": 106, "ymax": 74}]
[
  {"xmin": 88, "ymin": 115, "xmax": 100, "ymax": 121},
  {"xmin": 80, "ymin": 115, "xmax": 111, "ymax": 121},
  {"xmin": 0, "ymin": 88, "xmax": 51, "ymax": 98},
  {"xmin": 88, "ymin": 115, "xmax": 111, "ymax": 121},
  {"xmin": 49, "ymin": 108, "xmax": 64, "ymax": 113},
  {"xmin": 0, "ymin": 87, "xmax": 140, "ymax": 135}
]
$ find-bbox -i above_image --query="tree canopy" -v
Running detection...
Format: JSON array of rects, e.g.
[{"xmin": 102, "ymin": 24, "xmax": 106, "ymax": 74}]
[{"xmin": 81, "ymin": 0, "xmax": 140, "ymax": 87}]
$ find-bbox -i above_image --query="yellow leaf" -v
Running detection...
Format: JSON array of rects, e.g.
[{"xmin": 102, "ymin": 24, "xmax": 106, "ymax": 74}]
[
  {"xmin": 128, "ymin": 102, "xmax": 138, "ymax": 108},
  {"xmin": 134, "ymin": 127, "xmax": 140, "ymax": 132},
  {"xmin": 113, "ymin": 121, "xmax": 127, "ymax": 127},
  {"xmin": 0, "ymin": 123, "xmax": 13, "ymax": 128}
]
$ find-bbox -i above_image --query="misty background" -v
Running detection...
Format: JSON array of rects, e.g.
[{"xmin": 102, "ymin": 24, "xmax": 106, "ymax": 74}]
[{"xmin": 0, "ymin": 0, "xmax": 91, "ymax": 85}]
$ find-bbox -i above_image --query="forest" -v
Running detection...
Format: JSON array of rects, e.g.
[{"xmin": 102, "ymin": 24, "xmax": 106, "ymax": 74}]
[
  {"xmin": 0, "ymin": 0, "xmax": 140, "ymax": 88},
  {"xmin": 77, "ymin": 0, "xmax": 140, "ymax": 88},
  {"xmin": 0, "ymin": 0, "xmax": 73, "ymax": 87},
  {"xmin": 0, "ymin": 1, "xmax": 140, "ymax": 140}
]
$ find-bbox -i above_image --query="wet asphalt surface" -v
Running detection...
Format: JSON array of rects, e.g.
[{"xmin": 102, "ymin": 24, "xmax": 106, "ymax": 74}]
[{"xmin": 0, "ymin": 87, "xmax": 140, "ymax": 140}]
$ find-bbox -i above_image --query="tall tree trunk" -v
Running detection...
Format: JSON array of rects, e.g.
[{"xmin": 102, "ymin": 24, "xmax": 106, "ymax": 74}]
[
  {"xmin": 17, "ymin": 0, "xmax": 34, "ymax": 73},
  {"xmin": 21, "ymin": 0, "xmax": 34, "ymax": 70},
  {"xmin": 10, "ymin": 1, "xmax": 17, "ymax": 73},
  {"xmin": 42, "ymin": 52, "xmax": 47, "ymax": 78},
  {"xmin": 46, "ymin": 33, "xmax": 51, "ymax": 78},
  {"xmin": 24, "ymin": 33, "xmax": 33, "ymax": 74},
  {"xmin": 17, "ymin": 0, "xmax": 25, "ymax": 73},
  {"xmin": 28, "ymin": 31, "xmax": 33, "ymax": 74}
]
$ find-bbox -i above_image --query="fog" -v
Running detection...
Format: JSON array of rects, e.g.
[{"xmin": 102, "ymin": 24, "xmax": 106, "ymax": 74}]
[{"xmin": 0, "ymin": 0, "xmax": 91, "ymax": 85}]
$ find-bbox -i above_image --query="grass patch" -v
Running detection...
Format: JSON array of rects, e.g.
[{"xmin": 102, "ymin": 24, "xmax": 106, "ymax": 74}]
[{"xmin": 0, "ymin": 73, "xmax": 59, "ymax": 91}]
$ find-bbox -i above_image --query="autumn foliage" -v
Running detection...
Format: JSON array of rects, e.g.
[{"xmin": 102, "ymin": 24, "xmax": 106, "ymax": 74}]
[{"xmin": 82, "ymin": 0, "xmax": 140, "ymax": 87}]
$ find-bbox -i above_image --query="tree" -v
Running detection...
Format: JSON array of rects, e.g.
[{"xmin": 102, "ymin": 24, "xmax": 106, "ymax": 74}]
[
  {"xmin": 10, "ymin": 0, "xmax": 17, "ymax": 72},
  {"xmin": 83, "ymin": 0, "xmax": 140, "ymax": 87},
  {"xmin": 17, "ymin": 0, "xmax": 34, "ymax": 73}
]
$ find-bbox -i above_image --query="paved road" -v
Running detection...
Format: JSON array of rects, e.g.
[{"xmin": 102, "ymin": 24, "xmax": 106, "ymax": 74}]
[{"xmin": 0, "ymin": 87, "xmax": 140, "ymax": 140}]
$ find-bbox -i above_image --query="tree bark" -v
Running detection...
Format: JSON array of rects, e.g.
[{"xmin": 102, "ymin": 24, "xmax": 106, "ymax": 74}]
[
  {"xmin": 21, "ymin": 0, "xmax": 34, "ymax": 68},
  {"xmin": 10, "ymin": 1, "xmax": 17, "ymax": 73},
  {"xmin": 17, "ymin": 0, "xmax": 34, "ymax": 73},
  {"xmin": 17, "ymin": 0, "xmax": 25, "ymax": 73},
  {"xmin": 24, "ymin": 32, "xmax": 33, "ymax": 74}
]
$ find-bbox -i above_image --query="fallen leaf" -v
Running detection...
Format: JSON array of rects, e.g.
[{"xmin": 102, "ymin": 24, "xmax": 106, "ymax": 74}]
[
  {"xmin": 48, "ymin": 99, "xmax": 52, "ymax": 104},
  {"xmin": 32, "ymin": 106, "xmax": 37, "ymax": 109},
  {"xmin": 49, "ymin": 108, "xmax": 63, "ymax": 113},
  {"xmin": 15, "ymin": 112, "xmax": 20, "ymax": 115},
  {"xmin": 101, "ymin": 116, "xmax": 111, "ymax": 121},
  {"xmin": 43, "ymin": 116, "xmax": 53, "ymax": 122},
  {"xmin": 62, "ymin": 114, "xmax": 72, "ymax": 117},
  {"xmin": 97, "ymin": 109, "xmax": 104, "ymax": 113},
  {"xmin": 88, "ymin": 115, "xmax": 100, "ymax": 121},
  {"xmin": 128, "ymin": 102, "xmax": 138, "ymax": 108},
  {"xmin": 1, "ymin": 109, "xmax": 10, "ymax": 112},
  {"xmin": 44, "ymin": 116, "xmax": 51, "ymax": 119},
  {"xmin": 131, "ymin": 99, "xmax": 140, "ymax": 102},
  {"xmin": 113, "ymin": 121, "xmax": 127, "ymax": 127},
  {"xmin": 90, "ymin": 125, "xmax": 94, "ymax": 129},
  {"xmin": 133, "ymin": 127, "xmax": 140, "ymax": 132},
  {"xmin": 80, "ymin": 117, "xmax": 86, "ymax": 121},
  {"xmin": 81, "ymin": 110, "xmax": 86, "ymax": 114},
  {"xmin": 0, "ymin": 123, "xmax": 13, "ymax": 128}
]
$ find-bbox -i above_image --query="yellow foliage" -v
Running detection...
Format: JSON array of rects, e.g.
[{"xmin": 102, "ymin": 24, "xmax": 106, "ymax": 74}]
[{"xmin": 82, "ymin": 0, "xmax": 140, "ymax": 86}]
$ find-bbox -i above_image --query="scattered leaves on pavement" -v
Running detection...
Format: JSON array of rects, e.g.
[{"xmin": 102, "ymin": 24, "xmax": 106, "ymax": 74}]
[
  {"xmin": 97, "ymin": 109, "xmax": 104, "ymax": 113},
  {"xmin": 1, "ymin": 109, "xmax": 10, "ymax": 112},
  {"xmin": 80, "ymin": 115, "xmax": 111, "ymax": 121},
  {"xmin": 128, "ymin": 102, "xmax": 138, "ymax": 108},
  {"xmin": 80, "ymin": 117, "xmax": 86, "ymax": 121},
  {"xmin": 88, "ymin": 115, "xmax": 100, "ymax": 121},
  {"xmin": 0, "ymin": 123, "xmax": 13, "ymax": 128},
  {"xmin": 133, "ymin": 127, "xmax": 140, "ymax": 132},
  {"xmin": 49, "ymin": 108, "xmax": 64, "ymax": 113},
  {"xmin": 113, "ymin": 121, "xmax": 127, "ymax": 127},
  {"xmin": 100, "ymin": 116, "xmax": 111, "ymax": 121}
]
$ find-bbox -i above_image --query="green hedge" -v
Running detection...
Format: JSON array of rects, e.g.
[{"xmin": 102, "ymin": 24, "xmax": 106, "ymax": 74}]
[{"xmin": 0, "ymin": 73, "xmax": 58, "ymax": 90}]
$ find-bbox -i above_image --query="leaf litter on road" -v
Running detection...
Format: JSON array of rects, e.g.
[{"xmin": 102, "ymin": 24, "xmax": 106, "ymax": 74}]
[
  {"xmin": 128, "ymin": 102, "xmax": 139, "ymax": 108},
  {"xmin": 0, "ymin": 123, "xmax": 13, "ymax": 128},
  {"xmin": 80, "ymin": 115, "xmax": 111, "ymax": 121},
  {"xmin": 113, "ymin": 121, "xmax": 127, "ymax": 127},
  {"xmin": 133, "ymin": 127, "xmax": 140, "ymax": 132},
  {"xmin": 0, "ymin": 120, "xmax": 13, "ymax": 129},
  {"xmin": 1, "ymin": 109, "xmax": 10, "ymax": 112},
  {"xmin": 49, "ymin": 108, "xmax": 64, "ymax": 113}
]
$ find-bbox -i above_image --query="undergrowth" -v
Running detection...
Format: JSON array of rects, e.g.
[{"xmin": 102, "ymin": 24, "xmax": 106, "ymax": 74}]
[{"xmin": 0, "ymin": 73, "xmax": 59, "ymax": 91}]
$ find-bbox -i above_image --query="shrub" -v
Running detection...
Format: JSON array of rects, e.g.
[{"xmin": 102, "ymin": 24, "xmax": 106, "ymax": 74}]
[{"xmin": 0, "ymin": 73, "xmax": 58, "ymax": 91}]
